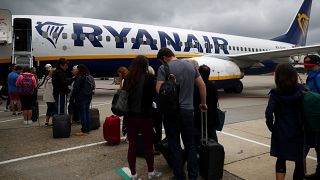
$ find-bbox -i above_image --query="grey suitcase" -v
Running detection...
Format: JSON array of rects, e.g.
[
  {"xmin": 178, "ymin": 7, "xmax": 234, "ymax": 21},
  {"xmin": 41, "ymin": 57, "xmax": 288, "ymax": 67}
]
[{"xmin": 53, "ymin": 95, "xmax": 71, "ymax": 138}]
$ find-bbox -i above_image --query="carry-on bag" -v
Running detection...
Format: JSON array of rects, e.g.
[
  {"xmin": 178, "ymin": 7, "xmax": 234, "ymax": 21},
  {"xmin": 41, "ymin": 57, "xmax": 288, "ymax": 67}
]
[
  {"xmin": 103, "ymin": 115, "xmax": 121, "ymax": 145},
  {"xmin": 199, "ymin": 112, "xmax": 225, "ymax": 180},
  {"xmin": 52, "ymin": 95, "xmax": 71, "ymax": 138},
  {"xmin": 90, "ymin": 107, "xmax": 100, "ymax": 130}
]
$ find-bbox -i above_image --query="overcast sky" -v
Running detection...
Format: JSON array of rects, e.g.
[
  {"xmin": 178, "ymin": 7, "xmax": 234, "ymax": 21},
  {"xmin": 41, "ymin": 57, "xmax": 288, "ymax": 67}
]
[{"xmin": 1, "ymin": 0, "xmax": 319, "ymax": 45}]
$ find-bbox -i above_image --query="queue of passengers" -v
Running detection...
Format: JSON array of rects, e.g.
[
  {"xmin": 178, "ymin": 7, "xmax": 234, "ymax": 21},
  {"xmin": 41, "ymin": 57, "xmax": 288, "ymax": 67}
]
[{"xmin": 1, "ymin": 50, "xmax": 320, "ymax": 180}]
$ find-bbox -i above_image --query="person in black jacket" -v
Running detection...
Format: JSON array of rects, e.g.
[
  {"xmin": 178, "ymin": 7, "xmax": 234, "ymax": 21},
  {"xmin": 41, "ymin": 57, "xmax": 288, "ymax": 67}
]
[
  {"xmin": 70, "ymin": 64, "xmax": 95, "ymax": 136},
  {"xmin": 194, "ymin": 65, "xmax": 219, "ymax": 147},
  {"xmin": 265, "ymin": 63, "xmax": 304, "ymax": 180},
  {"xmin": 122, "ymin": 55, "xmax": 162, "ymax": 180},
  {"xmin": 52, "ymin": 58, "xmax": 74, "ymax": 114}
]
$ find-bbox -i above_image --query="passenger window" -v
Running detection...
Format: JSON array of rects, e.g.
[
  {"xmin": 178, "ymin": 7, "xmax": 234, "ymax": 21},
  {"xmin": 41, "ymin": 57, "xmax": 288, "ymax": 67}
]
[
  {"xmin": 106, "ymin": 36, "xmax": 111, "ymax": 42},
  {"xmin": 153, "ymin": 39, "xmax": 157, "ymax": 45},
  {"xmin": 167, "ymin": 41, "xmax": 171, "ymax": 46},
  {"xmin": 256, "ymin": 48, "xmax": 259, "ymax": 52},
  {"xmin": 42, "ymin": 32, "xmax": 48, "ymax": 38},
  {"xmin": 228, "ymin": 46, "xmax": 232, "ymax": 50},
  {"xmin": 139, "ymin": 38, "xmax": 143, "ymax": 44},
  {"xmin": 71, "ymin": 33, "xmax": 77, "ymax": 40},
  {"xmin": 179, "ymin": 41, "xmax": 183, "ymax": 47},
  {"xmin": 146, "ymin": 39, "xmax": 151, "ymax": 45},
  {"xmin": 89, "ymin": 34, "xmax": 95, "ymax": 41},
  {"xmin": 210, "ymin": 44, "xmax": 213, "ymax": 49},
  {"xmin": 259, "ymin": 48, "xmax": 262, "ymax": 51},
  {"xmin": 123, "ymin": 37, "xmax": 127, "ymax": 43},
  {"xmin": 233, "ymin": 46, "xmax": 235, "ymax": 51},
  {"xmin": 215, "ymin": 44, "xmax": 218, "ymax": 49},
  {"xmin": 185, "ymin": 42, "xmax": 189, "ymax": 48},
  {"xmin": 115, "ymin": 36, "xmax": 120, "ymax": 43},
  {"xmin": 80, "ymin": 34, "xmax": 85, "ymax": 41},
  {"xmin": 244, "ymin": 47, "xmax": 247, "ymax": 51},
  {"xmin": 97, "ymin": 35, "xmax": 102, "ymax": 41},
  {"xmin": 52, "ymin": 32, "xmax": 58, "ymax": 39},
  {"xmin": 62, "ymin": 33, "xmax": 67, "ymax": 39},
  {"xmin": 248, "ymin": 48, "xmax": 251, "ymax": 52},
  {"xmin": 240, "ymin": 47, "xmax": 243, "ymax": 51},
  {"xmin": 131, "ymin": 38, "xmax": 136, "ymax": 43},
  {"xmin": 236, "ymin": 46, "xmax": 239, "ymax": 51},
  {"xmin": 189, "ymin": 42, "xmax": 193, "ymax": 47}
]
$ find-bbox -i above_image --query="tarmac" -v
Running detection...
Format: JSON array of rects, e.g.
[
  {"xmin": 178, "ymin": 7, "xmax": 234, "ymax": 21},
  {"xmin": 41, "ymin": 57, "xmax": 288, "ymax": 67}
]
[{"xmin": 0, "ymin": 75, "xmax": 317, "ymax": 180}]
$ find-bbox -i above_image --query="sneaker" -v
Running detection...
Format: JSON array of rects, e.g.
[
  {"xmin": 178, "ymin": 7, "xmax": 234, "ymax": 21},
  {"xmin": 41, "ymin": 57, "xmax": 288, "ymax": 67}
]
[
  {"xmin": 75, "ymin": 132, "xmax": 88, "ymax": 136},
  {"xmin": 12, "ymin": 112, "xmax": 17, "ymax": 115},
  {"xmin": 27, "ymin": 121, "xmax": 33, "ymax": 125},
  {"xmin": 4, "ymin": 108, "xmax": 9, "ymax": 112},
  {"xmin": 147, "ymin": 170, "xmax": 162, "ymax": 179},
  {"xmin": 23, "ymin": 120, "xmax": 28, "ymax": 125},
  {"xmin": 131, "ymin": 174, "xmax": 141, "ymax": 180}
]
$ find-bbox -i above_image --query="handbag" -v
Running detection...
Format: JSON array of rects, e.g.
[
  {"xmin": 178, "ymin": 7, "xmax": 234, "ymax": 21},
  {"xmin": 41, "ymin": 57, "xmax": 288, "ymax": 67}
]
[
  {"xmin": 111, "ymin": 89, "xmax": 129, "ymax": 116},
  {"xmin": 216, "ymin": 102, "xmax": 226, "ymax": 131}
]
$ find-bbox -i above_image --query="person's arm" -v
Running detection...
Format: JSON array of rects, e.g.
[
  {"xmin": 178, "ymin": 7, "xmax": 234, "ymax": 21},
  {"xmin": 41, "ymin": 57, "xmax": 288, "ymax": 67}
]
[
  {"xmin": 32, "ymin": 76, "xmax": 37, "ymax": 88},
  {"xmin": 265, "ymin": 94, "xmax": 276, "ymax": 132},
  {"xmin": 69, "ymin": 76, "xmax": 82, "ymax": 102},
  {"xmin": 155, "ymin": 65, "xmax": 165, "ymax": 94},
  {"xmin": 195, "ymin": 76, "xmax": 207, "ymax": 111}
]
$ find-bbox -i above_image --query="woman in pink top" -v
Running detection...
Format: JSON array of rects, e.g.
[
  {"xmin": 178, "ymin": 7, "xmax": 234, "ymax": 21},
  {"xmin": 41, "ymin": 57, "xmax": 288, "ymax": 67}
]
[{"xmin": 16, "ymin": 67, "xmax": 37, "ymax": 125}]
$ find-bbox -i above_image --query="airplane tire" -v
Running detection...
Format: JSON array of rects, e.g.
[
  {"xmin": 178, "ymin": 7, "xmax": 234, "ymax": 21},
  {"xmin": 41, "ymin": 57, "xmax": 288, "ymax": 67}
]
[{"xmin": 233, "ymin": 80, "xmax": 243, "ymax": 94}]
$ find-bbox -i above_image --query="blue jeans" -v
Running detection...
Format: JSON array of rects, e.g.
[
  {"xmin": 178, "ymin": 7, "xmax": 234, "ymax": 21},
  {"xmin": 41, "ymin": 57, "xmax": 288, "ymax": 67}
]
[
  {"xmin": 78, "ymin": 99, "xmax": 91, "ymax": 133},
  {"xmin": 54, "ymin": 94, "xmax": 66, "ymax": 114},
  {"xmin": 163, "ymin": 109, "xmax": 198, "ymax": 179}
]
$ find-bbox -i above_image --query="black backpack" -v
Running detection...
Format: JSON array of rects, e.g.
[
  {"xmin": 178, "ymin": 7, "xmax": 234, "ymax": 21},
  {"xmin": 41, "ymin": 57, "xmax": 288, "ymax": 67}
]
[{"xmin": 158, "ymin": 63, "xmax": 179, "ymax": 113}]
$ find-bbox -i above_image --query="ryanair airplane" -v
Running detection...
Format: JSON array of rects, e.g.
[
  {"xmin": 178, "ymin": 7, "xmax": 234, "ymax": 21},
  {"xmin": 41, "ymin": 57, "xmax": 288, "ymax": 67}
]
[{"xmin": 0, "ymin": 0, "xmax": 319, "ymax": 93}]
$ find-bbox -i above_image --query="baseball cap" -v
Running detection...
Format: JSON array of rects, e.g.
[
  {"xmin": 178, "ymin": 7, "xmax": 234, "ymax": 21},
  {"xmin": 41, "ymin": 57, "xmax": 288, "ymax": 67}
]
[
  {"xmin": 45, "ymin": 64, "xmax": 52, "ymax": 68},
  {"xmin": 304, "ymin": 55, "xmax": 320, "ymax": 67}
]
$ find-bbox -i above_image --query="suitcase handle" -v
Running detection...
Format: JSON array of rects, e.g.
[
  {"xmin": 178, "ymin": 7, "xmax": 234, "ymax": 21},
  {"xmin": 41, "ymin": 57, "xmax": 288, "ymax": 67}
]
[
  {"xmin": 58, "ymin": 94, "xmax": 67, "ymax": 115},
  {"xmin": 201, "ymin": 111, "xmax": 208, "ymax": 145}
]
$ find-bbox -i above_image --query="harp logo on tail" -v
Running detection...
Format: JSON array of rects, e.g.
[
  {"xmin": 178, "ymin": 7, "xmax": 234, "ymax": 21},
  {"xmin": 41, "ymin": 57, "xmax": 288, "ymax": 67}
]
[
  {"xmin": 35, "ymin": 21, "xmax": 66, "ymax": 48},
  {"xmin": 297, "ymin": 13, "xmax": 309, "ymax": 35}
]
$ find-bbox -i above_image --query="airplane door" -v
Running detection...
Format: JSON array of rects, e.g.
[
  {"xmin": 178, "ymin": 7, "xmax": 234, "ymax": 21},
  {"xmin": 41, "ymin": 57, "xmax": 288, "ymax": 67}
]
[
  {"xmin": 13, "ymin": 18, "xmax": 33, "ymax": 67},
  {"xmin": 0, "ymin": 9, "xmax": 13, "ymax": 68}
]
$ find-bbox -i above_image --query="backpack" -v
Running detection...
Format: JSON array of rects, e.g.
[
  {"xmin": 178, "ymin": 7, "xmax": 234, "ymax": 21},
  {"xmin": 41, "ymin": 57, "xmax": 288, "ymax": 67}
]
[
  {"xmin": 83, "ymin": 74, "xmax": 95, "ymax": 96},
  {"xmin": 20, "ymin": 73, "xmax": 35, "ymax": 95},
  {"xmin": 158, "ymin": 63, "xmax": 179, "ymax": 113},
  {"xmin": 303, "ymin": 90, "xmax": 320, "ymax": 132}
]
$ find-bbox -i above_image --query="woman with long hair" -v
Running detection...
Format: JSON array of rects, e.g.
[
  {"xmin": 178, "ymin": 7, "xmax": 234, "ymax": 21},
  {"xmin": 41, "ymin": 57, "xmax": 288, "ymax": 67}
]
[
  {"xmin": 70, "ymin": 64, "xmax": 95, "ymax": 136},
  {"xmin": 117, "ymin": 66, "xmax": 128, "ymax": 89},
  {"xmin": 265, "ymin": 63, "xmax": 304, "ymax": 180},
  {"xmin": 122, "ymin": 55, "xmax": 162, "ymax": 179}
]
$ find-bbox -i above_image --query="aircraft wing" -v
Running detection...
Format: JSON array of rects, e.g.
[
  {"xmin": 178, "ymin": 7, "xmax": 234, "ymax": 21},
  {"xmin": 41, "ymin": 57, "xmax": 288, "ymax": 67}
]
[{"xmin": 227, "ymin": 44, "xmax": 320, "ymax": 62}]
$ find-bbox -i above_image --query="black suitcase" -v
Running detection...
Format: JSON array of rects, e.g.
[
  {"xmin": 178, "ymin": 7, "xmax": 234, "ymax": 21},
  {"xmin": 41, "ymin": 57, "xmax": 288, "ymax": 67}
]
[
  {"xmin": 52, "ymin": 95, "xmax": 71, "ymax": 138},
  {"xmin": 199, "ymin": 112, "xmax": 225, "ymax": 180},
  {"xmin": 90, "ymin": 108, "xmax": 100, "ymax": 130},
  {"xmin": 158, "ymin": 138, "xmax": 173, "ymax": 168},
  {"xmin": 31, "ymin": 101, "xmax": 39, "ymax": 122},
  {"xmin": 136, "ymin": 133, "xmax": 144, "ymax": 157}
]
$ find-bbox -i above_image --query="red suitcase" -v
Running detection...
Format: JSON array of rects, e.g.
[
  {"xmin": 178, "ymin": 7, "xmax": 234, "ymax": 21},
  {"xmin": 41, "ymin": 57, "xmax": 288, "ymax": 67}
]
[{"xmin": 103, "ymin": 115, "xmax": 121, "ymax": 145}]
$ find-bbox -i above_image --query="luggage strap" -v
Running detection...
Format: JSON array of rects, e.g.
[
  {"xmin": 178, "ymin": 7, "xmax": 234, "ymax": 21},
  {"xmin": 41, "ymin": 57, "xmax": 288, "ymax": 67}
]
[{"xmin": 201, "ymin": 111, "xmax": 208, "ymax": 145}]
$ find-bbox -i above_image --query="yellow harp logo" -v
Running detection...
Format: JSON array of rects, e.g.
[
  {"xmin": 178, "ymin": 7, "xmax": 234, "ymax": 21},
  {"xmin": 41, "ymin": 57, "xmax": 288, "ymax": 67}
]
[{"xmin": 297, "ymin": 13, "xmax": 309, "ymax": 35}]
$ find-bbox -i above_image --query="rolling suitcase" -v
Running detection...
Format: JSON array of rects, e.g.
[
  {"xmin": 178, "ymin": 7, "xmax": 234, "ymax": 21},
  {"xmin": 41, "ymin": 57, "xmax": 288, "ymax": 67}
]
[
  {"xmin": 52, "ymin": 95, "xmax": 71, "ymax": 138},
  {"xmin": 136, "ymin": 133, "xmax": 144, "ymax": 157},
  {"xmin": 158, "ymin": 138, "xmax": 173, "ymax": 168},
  {"xmin": 199, "ymin": 112, "xmax": 225, "ymax": 180},
  {"xmin": 103, "ymin": 115, "xmax": 120, "ymax": 145},
  {"xmin": 90, "ymin": 108, "xmax": 100, "ymax": 130}
]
